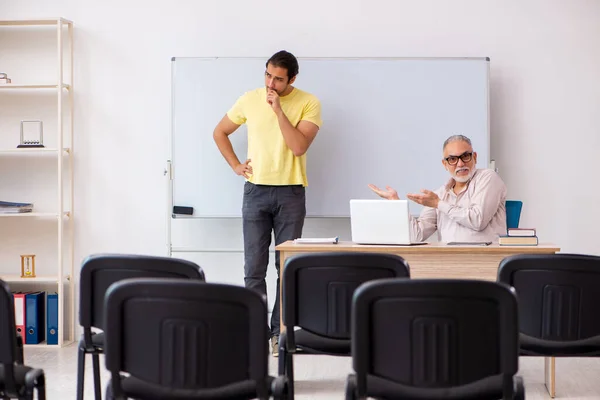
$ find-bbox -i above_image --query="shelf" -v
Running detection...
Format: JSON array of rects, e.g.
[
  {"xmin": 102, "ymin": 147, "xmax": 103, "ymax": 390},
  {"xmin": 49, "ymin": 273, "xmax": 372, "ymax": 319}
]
[
  {"xmin": 0, "ymin": 275, "xmax": 67, "ymax": 283},
  {"xmin": 1, "ymin": 15, "xmax": 75, "ymax": 349},
  {"xmin": 0, "ymin": 148, "xmax": 71, "ymax": 153},
  {"xmin": 0, "ymin": 18, "xmax": 73, "ymax": 27},
  {"xmin": 0, "ymin": 83, "xmax": 71, "ymax": 91},
  {"xmin": 0, "ymin": 212, "xmax": 70, "ymax": 218}
]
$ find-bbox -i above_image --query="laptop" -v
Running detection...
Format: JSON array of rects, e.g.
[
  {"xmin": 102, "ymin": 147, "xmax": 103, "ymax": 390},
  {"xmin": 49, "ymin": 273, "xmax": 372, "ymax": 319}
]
[{"xmin": 349, "ymin": 199, "xmax": 428, "ymax": 245}]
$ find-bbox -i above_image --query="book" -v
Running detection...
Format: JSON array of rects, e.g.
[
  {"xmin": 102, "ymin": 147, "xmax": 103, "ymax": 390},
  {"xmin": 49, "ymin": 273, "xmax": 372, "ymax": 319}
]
[
  {"xmin": 507, "ymin": 228, "xmax": 536, "ymax": 237},
  {"xmin": 293, "ymin": 237, "xmax": 339, "ymax": 244},
  {"xmin": 0, "ymin": 201, "xmax": 33, "ymax": 213},
  {"xmin": 499, "ymin": 235, "xmax": 538, "ymax": 246}
]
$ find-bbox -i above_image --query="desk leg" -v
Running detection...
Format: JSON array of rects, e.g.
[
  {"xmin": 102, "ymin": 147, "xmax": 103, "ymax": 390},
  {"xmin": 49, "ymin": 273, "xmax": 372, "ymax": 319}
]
[
  {"xmin": 544, "ymin": 356, "xmax": 556, "ymax": 398},
  {"xmin": 279, "ymin": 250, "xmax": 288, "ymax": 335}
]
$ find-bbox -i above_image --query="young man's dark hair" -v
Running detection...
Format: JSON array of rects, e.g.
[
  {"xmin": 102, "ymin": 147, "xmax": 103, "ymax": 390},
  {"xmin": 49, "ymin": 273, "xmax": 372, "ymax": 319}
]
[{"xmin": 266, "ymin": 50, "xmax": 299, "ymax": 80}]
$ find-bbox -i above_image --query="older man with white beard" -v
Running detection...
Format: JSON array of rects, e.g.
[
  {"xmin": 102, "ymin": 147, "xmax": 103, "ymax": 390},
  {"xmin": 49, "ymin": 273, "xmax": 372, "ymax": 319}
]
[{"xmin": 368, "ymin": 134, "xmax": 507, "ymax": 243}]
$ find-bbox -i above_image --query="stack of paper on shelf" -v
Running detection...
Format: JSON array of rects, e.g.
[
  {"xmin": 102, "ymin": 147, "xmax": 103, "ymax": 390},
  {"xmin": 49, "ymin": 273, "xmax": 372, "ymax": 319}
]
[
  {"xmin": 499, "ymin": 228, "xmax": 538, "ymax": 246},
  {"xmin": 0, "ymin": 201, "xmax": 33, "ymax": 213}
]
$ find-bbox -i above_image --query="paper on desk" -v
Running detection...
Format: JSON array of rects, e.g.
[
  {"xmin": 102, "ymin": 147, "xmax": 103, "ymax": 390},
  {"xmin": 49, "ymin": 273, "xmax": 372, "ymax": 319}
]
[
  {"xmin": 294, "ymin": 237, "xmax": 339, "ymax": 244},
  {"xmin": 447, "ymin": 241, "xmax": 492, "ymax": 246}
]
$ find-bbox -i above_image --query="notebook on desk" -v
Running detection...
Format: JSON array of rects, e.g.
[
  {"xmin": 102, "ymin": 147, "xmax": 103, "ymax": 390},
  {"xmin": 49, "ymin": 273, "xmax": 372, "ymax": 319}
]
[{"xmin": 349, "ymin": 199, "xmax": 428, "ymax": 245}]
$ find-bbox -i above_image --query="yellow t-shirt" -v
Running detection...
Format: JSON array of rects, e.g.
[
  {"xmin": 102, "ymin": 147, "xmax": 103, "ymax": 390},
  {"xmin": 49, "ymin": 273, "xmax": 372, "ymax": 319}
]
[{"xmin": 226, "ymin": 87, "xmax": 322, "ymax": 187}]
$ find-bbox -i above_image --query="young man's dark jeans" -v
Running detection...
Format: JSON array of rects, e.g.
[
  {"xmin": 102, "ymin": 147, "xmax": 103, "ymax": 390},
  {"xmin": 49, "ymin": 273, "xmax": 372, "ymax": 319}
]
[{"xmin": 242, "ymin": 181, "xmax": 306, "ymax": 339}]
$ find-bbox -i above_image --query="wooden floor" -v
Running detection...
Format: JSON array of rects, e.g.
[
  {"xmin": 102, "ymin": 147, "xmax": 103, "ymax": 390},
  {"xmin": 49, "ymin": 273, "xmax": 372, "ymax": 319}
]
[{"xmin": 24, "ymin": 344, "xmax": 600, "ymax": 399}]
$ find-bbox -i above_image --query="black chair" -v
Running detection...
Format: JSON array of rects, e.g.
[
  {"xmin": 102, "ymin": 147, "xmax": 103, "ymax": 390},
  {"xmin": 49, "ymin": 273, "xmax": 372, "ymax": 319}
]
[
  {"xmin": 279, "ymin": 252, "xmax": 410, "ymax": 399},
  {"xmin": 0, "ymin": 279, "xmax": 46, "ymax": 400},
  {"xmin": 103, "ymin": 278, "xmax": 287, "ymax": 400},
  {"xmin": 498, "ymin": 253, "xmax": 600, "ymax": 398},
  {"xmin": 346, "ymin": 279, "xmax": 524, "ymax": 400},
  {"xmin": 76, "ymin": 254, "xmax": 205, "ymax": 400}
]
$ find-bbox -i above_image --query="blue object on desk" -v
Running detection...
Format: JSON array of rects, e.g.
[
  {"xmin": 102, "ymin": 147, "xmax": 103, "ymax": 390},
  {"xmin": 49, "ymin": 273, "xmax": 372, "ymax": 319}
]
[{"xmin": 506, "ymin": 200, "xmax": 522, "ymax": 229}]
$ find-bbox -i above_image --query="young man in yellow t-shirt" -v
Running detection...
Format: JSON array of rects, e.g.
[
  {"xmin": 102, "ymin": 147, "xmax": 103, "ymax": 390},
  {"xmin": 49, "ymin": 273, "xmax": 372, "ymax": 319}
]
[{"xmin": 213, "ymin": 50, "xmax": 322, "ymax": 356}]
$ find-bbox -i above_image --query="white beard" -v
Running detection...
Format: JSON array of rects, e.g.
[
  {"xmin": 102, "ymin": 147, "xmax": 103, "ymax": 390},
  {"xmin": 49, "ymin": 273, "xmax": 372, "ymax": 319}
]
[{"xmin": 452, "ymin": 167, "xmax": 474, "ymax": 183}]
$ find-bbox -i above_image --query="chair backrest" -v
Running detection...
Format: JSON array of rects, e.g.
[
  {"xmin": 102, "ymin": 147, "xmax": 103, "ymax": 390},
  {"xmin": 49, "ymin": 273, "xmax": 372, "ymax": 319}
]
[
  {"xmin": 498, "ymin": 253, "xmax": 600, "ymax": 341},
  {"xmin": 282, "ymin": 252, "xmax": 410, "ymax": 339},
  {"xmin": 104, "ymin": 278, "xmax": 270, "ymax": 397},
  {"xmin": 0, "ymin": 279, "xmax": 20, "ymax": 395},
  {"xmin": 505, "ymin": 200, "xmax": 522, "ymax": 229},
  {"xmin": 352, "ymin": 279, "xmax": 519, "ymax": 398},
  {"xmin": 79, "ymin": 254, "xmax": 205, "ymax": 331}
]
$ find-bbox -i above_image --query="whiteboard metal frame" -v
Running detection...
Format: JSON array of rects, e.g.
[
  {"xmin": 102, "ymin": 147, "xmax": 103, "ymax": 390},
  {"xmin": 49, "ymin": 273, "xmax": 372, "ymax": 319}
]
[{"xmin": 166, "ymin": 56, "xmax": 492, "ymax": 255}]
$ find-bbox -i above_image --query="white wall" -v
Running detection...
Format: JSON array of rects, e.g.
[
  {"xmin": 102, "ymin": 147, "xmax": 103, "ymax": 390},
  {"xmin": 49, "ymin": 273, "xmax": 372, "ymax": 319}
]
[{"xmin": 2, "ymin": 0, "xmax": 600, "ymax": 318}]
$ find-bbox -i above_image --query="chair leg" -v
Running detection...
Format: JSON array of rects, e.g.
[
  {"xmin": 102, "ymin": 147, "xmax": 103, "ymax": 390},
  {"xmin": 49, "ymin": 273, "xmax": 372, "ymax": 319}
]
[
  {"xmin": 286, "ymin": 352, "xmax": 294, "ymax": 400},
  {"xmin": 105, "ymin": 380, "xmax": 113, "ymax": 400},
  {"xmin": 514, "ymin": 376, "xmax": 524, "ymax": 400},
  {"xmin": 37, "ymin": 374, "xmax": 47, "ymax": 400},
  {"xmin": 345, "ymin": 374, "xmax": 357, "ymax": 400},
  {"xmin": 77, "ymin": 346, "xmax": 86, "ymax": 400},
  {"xmin": 278, "ymin": 343, "xmax": 294, "ymax": 400},
  {"xmin": 271, "ymin": 376, "xmax": 287, "ymax": 400},
  {"xmin": 544, "ymin": 356, "xmax": 556, "ymax": 398},
  {"xmin": 92, "ymin": 353, "xmax": 103, "ymax": 400},
  {"xmin": 278, "ymin": 340, "xmax": 285, "ymax": 376}
]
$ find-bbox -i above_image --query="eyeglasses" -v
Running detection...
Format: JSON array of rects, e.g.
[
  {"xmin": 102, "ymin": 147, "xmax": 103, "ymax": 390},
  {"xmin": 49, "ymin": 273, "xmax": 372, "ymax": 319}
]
[{"xmin": 444, "ymin": 151, "xmax": 473, "ymax": 165}]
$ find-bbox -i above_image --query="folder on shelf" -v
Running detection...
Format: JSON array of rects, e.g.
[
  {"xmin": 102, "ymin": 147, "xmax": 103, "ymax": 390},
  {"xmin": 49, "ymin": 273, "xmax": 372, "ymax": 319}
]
[
  {"xmin": 47, "ymin": 292, "xmax": 59, "ymax": 345},
  {"xmin": 13, "ymin": 292, "xmax": 26, "ymax": 339},
  {"xmin": 25, "ymin": 291, "xmax": 45, "ymax": 344}
]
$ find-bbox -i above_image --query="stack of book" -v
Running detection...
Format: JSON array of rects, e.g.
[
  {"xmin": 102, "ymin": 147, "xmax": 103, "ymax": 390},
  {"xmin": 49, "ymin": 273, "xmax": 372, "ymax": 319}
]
[
  {"xmin": 499, "ymin": 228, "xmax": 538, "ymax": 246},
  {"xmin": 0, "ymin": 201, "xmax": 33, "ymax": 214}
]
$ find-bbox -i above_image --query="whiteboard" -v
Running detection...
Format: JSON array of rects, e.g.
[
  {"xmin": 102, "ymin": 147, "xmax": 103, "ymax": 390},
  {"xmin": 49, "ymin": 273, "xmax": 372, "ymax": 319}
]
[{"xmin": 170, "ymin": 57, "xmax": 490, "ymax": 217}]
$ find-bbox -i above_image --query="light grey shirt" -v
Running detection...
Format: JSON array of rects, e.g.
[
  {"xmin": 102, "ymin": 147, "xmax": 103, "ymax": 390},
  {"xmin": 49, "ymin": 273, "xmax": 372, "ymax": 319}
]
[{"xmin": 410, "ymin": 168, "xmax": 507, "ymax": 242}]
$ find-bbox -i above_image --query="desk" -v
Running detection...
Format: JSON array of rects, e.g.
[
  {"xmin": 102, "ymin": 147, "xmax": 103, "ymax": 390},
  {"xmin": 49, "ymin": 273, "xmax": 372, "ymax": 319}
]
[
  {"xmin": 276, "ymin": 241, "xmax": 561, "ymax": 282},
  {"xmin": 275, "ymin": 240, "xmax": 561, "ymax": 396}
]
